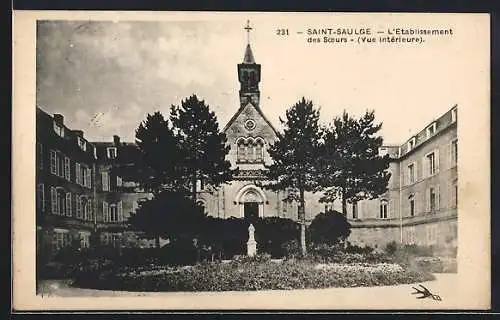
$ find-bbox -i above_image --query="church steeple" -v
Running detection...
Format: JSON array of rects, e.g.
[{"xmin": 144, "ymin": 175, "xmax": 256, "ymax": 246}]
[{"xmin": 238, "ymin": 20, "xmax": 261, "ymax": 108}]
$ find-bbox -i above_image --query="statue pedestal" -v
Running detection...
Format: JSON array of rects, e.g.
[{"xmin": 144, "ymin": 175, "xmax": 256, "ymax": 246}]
[
  {"xmin": 247, "ymin": 223, "xmax": 257, "ymax": 257},
  {"xmin": 247, "ymin": 240, "xmax": 257, "ymax": 257}
]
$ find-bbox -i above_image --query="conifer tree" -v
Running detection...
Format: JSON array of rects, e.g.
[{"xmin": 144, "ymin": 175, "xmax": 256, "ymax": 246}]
[
  {"xmin": 133, "ymin": 111, "xmax": 184, "ymax": 196},
  {"xmin": 170, "ymin": 94, "xmax": 236, "ymax": 200},
  {"xmin": 319, "ymin": 110, "xmax": 391, "ymax": 214},
  {"xmin": 264, "ymin": 97, "xmax": 323, "ymax": 256}
]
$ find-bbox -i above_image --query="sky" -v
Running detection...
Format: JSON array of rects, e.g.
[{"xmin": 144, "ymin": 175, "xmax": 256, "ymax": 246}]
[{"xmin": 36, "ymin": 14, "xmax": 480, "ymax": 145}]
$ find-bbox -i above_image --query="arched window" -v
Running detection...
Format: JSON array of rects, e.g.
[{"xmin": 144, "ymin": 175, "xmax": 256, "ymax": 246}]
[
  {"xmin": 409, "ymin": 194, "xmax": 415, "ymax": 217},
  {"xmin": 379, "ymin": 200, "xmax": 388, "ymax": 219}
]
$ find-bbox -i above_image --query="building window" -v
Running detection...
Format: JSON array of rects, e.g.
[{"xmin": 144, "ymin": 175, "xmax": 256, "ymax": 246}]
[
  {"xmin": 84, "ymin": 198, "xmax": 93, "ymax": 221},
  {"xmin": 409, "ymin": 194, "xmax": 415, "ymax": 217},
  {"xmin": 65, "ymin": 192, "xmax": 72, "ymax": 217},
  {"xmin": 37, "ymin": 184, "xmax": 45, "ymax": 211},
  {"xmin": 451, "ymin": 139, "xmax": 458, "ymax": 166},
  {"xmin": 452, "ymin": 182, "xmax": 458, "ymax": 208},
  {"xmin": 426, "ymin": 225, "xmax": 438, "ymax": 245},
  {"xmin": 76, "ymin": 195, "xmax": 83, "ymax": 218},
  {"xmin": 50, "ymin": 150, "xmax": 57, "ymax": 175},
  {"xmin": 427, "ymin": 187, "xmax": 439, "ymax": 213},
  {"xmin": 75, "ymin": 163, "xmax": 81, "ymax": 184},
  {"xmin": 102, "ymin": 171, "xmax": 110, "ymax": 191},
  {"xmin": 53, "ymin": 121, "xmax": 64, "ymax": 137},
  {"xmin": 79, "ymin": 232, "xmax": 90, "ymax": 248},
  {"xmin": 352, "ymin": 201, "xmax": 358, "ymax": 219},
  {"xmin": 407, "ymin": 163, "xmax": 415, "ymax": 184},
  {"xmin": 105, "ymin": 201, "xmax": 123, "ymax": 222},
  {"xmin": 426, "ymin": 122, "xmax": 437, "ymax": 138},
  {"xmin": 426, "ymin": 152, "xmax": 437, "ymax": 176},
  {"xmin": 379, "ymin": 200, "xmax": 388, "ymax": 219},
  {"xmin": 237, "ymin": 137, "xmax": 265, "ymax": 163},
  {"xmin": 51, "ymin": 187, "xmax": 66, "ymax": 215},
  {"xmin": 77, "ymin": 137, "xmax": 87, "ymax": 151},
  {"xmin": 107, "ymin": 147, "xmax": 117, "ymax": 159},
  {"xmin": 52, "ymin": 229, "xmax": 69, "ymax": 251},
  {"xmin": 64, "ymin": 157, "xmax": 71, "ymax": 181},
  {"xmin": 85, "ymin": 168, "xmax": 92, "ymax": 189},
  {"xmin": 451, "ymin": 107, "xmax": 457, "ymax": 123},
  {"xmin": 37, "ymin": 143, "xmax": 43, "ymax": 169},
  {"xmin": 103, "ymin": 201, "xmax": 109, "ymax": 222},
  {"xmin": 116, "ymin": 176, "xmax": 123, "ymax": 187},
  {"xmin": 406, "ymin": 227, "xmax": 416, "ymax": 244},
  {"xmin": 93, "ymin": 146, "xmax": 97, "ymax": 159},
  {"xmin": 407, "ymin": 137, "xmax": 416, "ymax": 151}
]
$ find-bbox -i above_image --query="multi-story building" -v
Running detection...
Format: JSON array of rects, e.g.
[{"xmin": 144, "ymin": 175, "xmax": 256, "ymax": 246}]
[
  {"xmin": 36, "ymin": 107, "xmax": 152, "ymax": 261},
  {"xmin": 93, "ymin": 135, "xmax": 152, "ymax": 248},
  {"xmin": 36, "ymin": 108, "xmax": 98, "ymax": 262},
  {"xmin": 347, "ymin": 105, "xmax": 458, "ymax": 254}
]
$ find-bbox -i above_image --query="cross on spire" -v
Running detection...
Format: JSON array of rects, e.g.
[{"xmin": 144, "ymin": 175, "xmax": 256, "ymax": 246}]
[{"xmin": 244, "ymin": 19, "xmax": 253, "ymax": 44}]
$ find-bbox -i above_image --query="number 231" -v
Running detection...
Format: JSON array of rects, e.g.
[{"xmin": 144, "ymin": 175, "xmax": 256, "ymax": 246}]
[{"xmin": 276, "ymin": 29, "xmax": 289, "ymax": 36}]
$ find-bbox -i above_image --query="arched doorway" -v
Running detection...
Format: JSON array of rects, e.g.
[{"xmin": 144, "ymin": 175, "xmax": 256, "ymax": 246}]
[{"xmin": 235, "ymin": 185, "xmax": 266, "ymax": 219}]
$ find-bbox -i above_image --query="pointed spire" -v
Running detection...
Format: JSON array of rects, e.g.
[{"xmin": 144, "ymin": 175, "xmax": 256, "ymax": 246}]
[
  {"xmin": 242, "ymin": 20, "xmax": 256, "ymax": 64},
  {"xmin": 243, "ymin": 44, "xmax": 255, "ymax": 64}
]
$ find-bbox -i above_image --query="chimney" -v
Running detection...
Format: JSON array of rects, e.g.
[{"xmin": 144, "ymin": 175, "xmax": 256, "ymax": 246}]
[
  {"xmin": 73, "ymin": 130, "xmax": 84, "ymax": 138},
  {"xmin": 53, "ymin": 114, "xmax": 64, "ymax": 124},
  {"xmin": 113, "ymin": 135, "xmax": 121, "ymax": 146}
]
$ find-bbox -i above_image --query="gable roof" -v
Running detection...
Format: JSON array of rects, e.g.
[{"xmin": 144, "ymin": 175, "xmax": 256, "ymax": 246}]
[{"xmin": 223, "ymin": 102, "xmax": 279, "ymax": 136}]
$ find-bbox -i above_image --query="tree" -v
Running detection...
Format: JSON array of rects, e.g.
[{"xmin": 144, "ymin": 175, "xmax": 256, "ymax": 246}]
[
  {"xmin": 319, "ymin": 110, "xmax": 391, "ymax": 214},
  {"xmin": 133, "ymin": 111, "xmax": 185, "ymax": 196},
  {"xmin": 263, "ymin": 97, "xmax": 323, "ymax": 256},
  {"xmin": 127, "ymin": 190, "xmax": 206, "ymax": 248},
  {"xmin": 170, "ymin": 95, "xmax": 236, "ymax": 200},
  {"xmin": 307, "ymin": 210, "xmax": 351, "ymax": 245}
]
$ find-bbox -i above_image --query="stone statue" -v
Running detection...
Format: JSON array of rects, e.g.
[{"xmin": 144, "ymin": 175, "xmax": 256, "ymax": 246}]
[{"xmin": 247, "ymin": 223, "xmax": 257, "ymax": 257}]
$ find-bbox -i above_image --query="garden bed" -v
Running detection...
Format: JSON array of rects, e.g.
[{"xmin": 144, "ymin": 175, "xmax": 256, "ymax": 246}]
[{"xmin": 72, "ymin": 259, "xmax": 435, "ymax": 292}]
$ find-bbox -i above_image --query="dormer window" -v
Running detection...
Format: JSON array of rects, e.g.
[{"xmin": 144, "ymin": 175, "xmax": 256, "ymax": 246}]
[
  {"xmin": 378, "ymin": 147, "xmax": 388, "ymax": 157},
  {"xmin": 407, "ymin": 137, "xmax": 416, "ymax": 151},
  {"xmin": 426, "ymin": 122, "xmax": 437, "ymax": 138},
  {"xmin": 53, "ymin": 121, "xmax": 64, "ymax": 137},
  {"xmin": 451, "ymin": 107, "xmax": 457, "ymax": 123},
  {"xmin": 107, "ymin": 147, "xmax": 117, "ymax": 159},
  {"xmin": 77, "ymin": 137, "xmax": 87, "ymax": 151}
]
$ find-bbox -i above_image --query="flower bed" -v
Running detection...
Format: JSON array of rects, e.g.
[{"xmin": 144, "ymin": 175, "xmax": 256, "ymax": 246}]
[{"xmin": 72, "ymin": 259, "xmax": 435, "ymax": 292}]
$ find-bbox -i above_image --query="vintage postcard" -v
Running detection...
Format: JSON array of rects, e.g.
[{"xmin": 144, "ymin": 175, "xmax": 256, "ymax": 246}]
[{"xmin": 12, "ymin": 11, "xmax": 490, "ymax": 310}]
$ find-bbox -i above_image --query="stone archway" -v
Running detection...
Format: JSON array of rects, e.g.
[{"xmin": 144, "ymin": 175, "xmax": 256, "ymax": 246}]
[{"xmin": 235, "ymin": 185, "xmax": 266, "ymax": 219}]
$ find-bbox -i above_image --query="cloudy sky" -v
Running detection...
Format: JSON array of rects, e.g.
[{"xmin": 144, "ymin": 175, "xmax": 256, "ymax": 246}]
[{"xmin": 36, "ymin": 14, "xmax": 483, "ymax": 144}]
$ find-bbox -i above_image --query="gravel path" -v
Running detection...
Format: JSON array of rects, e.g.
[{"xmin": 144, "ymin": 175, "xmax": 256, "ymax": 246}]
[{"xmin": 33, "ymin": 273, "xmax": 469, "ymax": 310}]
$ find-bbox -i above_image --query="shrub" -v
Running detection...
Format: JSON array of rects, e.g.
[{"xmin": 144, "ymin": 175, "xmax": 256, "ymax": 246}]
[
  {"xmin": 307, "ymin": 210, "xmax": 351, "ymax": 245},
  {"xmin": 72, "ymin": 259, "xmax": 435, "ymax": 292}
]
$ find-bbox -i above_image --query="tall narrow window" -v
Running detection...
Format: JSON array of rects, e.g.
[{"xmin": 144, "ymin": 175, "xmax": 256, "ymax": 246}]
[
  {"xmin": 452, "ymin": 183, "xmax": 458, "ymax": 208},
  {"xmin": 352, "ymin": 201, "xmax": 358, "ymax": 219},
  {"xmin": 451, "ymin": 139, "xmax": 458, "ymax": 166},
  {"xmin": 409, "ymin": 194, "xmax": 415, "ymax": 217},
  {"xmin": 379, "ymin": 200, "xmax": 388, "ymax": 219},
  {"xmin": 426, "ymin": 152, "xmax": 436, "ymax": 176},
  {"xmin": 118, "ymin": 201, "xmax": 123, "ymax": 222},
  {"xmin": 76, "ymin": 195, "xmax": 82, "ymax": 218},
  {"xmin": 102, "ymin": 171, "xmax": 110, "ymax": 191},
  {"xmin": 255, "ymin": 140, "xmax": 264, "ymax": 162},
  {"xmin": 110, "ymin": 204, "xmax": 118, "ymax": 222},
  {"xmin": 37, "ymin": 143, "xmax": 43, "ymax": 169},
  {"xmin": 86, "ymin": 168, "xmax": 92, "ymax": 189},
  {"xmin": 429, "ymin": 187, "xmax": 436, "ymax": 212},
  {"xmin": 237, "ymin": 142, "xmax": 245, "ymax": 162},
  {"xmin": 103, "ymin": 202, "xmax": 109, "ymax": 222},
  {"xmin": 64, "ymin": 157, "xmax": 71, "ymax": 181},
  {"xmin": 75, "ymin": 163, "xmax": 81, "ymax": 184},
  {"xmin": 56, "ymin": 153, "xmax": 62, "ymax": 177},
  {"xmin": 37, "ymin": 184, "xmax": 45, "ymax": 211},
  {"xmin": 65, "ymin": 193, "xmax": 72, "ymax": 216},
  {"xmin": 50, "ymin": 150, "xmax": 57, "ymax": 175},
  {"xmin": 116, "ymin": 176, "xmax": 123, "ymax": 187},
  {"xmin": 51, "ymin": 187, "xmax": 57, "ymax": 214},
  {"xmin": 407, "ymin": 163, "xmax": 415, "ymax": 184},
  {"xmin": 107, "ymin": 147, "xmax": 117, "ymax": 159}
]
